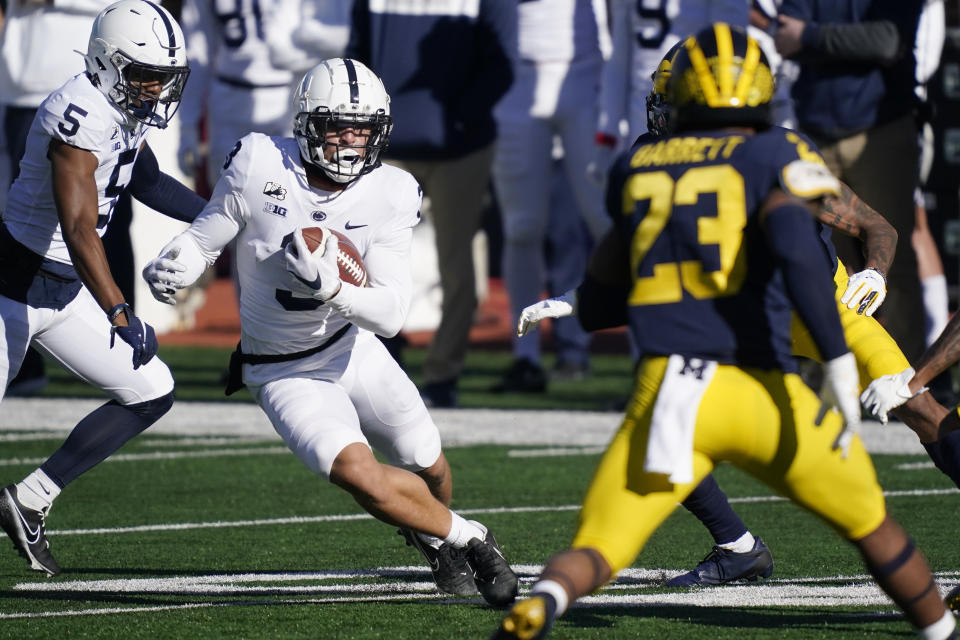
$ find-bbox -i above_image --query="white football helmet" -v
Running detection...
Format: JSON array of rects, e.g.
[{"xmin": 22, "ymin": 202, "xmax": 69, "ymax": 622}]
[
  {"xmin": 293, "ymin": 58, "xmax": 393, "ymax": 183},
  {"xmin": 84, "ymin": 0, "xmax": 190, "ymax": 128}
]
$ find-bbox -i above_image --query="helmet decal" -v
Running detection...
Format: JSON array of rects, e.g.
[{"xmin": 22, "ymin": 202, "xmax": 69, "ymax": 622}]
[{"xmin": 667, "ymin": 23, "xmax": 774, "ymax": 132}]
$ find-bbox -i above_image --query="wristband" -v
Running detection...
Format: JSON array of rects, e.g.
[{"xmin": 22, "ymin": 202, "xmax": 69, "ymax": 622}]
[{"xmin": 107, "ymin": 302, "xmax": 131, "ymax": 324}]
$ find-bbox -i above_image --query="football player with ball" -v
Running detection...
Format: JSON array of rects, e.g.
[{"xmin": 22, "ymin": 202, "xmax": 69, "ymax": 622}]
[{"xmin": 142, "ymin": 58, "xmax": 518, "ymax": 605}]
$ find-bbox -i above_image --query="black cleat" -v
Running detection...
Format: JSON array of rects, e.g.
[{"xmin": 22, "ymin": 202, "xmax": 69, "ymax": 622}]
[
  {"xmin": 491, "ymin": 359, "xmax": 547, "ymax": 393},
  {"xmin": 399, "ymin": 529, "xmax": 475, "ymax": 595},
  {"xmin": 666, "ymin": 537, "xmax": 773, "ymax": 587},
  {"xmin": 465, "ymin": 523, "xmax": 519, "ymax": 606},
  {"xmin": 490, "ymin": 596, "xmax": 553, "ymax": 639},
  {"xmin": 0, "ymin": 484, "xmax": 60, "ymax": 576}
]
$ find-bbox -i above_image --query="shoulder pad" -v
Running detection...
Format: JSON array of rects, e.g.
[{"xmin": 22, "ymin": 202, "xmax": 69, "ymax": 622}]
[
  {"xmin": 39, "ymin": 90, "xmax": 111, "ymax": 153},
  {"xmin": 780, "ymin": 160, "xmax": 840, "ymax": 200}
]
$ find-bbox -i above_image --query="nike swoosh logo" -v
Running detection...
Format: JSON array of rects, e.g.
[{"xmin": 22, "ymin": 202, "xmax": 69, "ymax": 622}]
[
  {"xmin": 15, "ymin": 506, "xmax": 41, "ymax": 545},
  {"xmin": 429, "ymin": 557, "xmax": 441, "ymax": 572},
  {"xmin": 344, "ymin": 222, "xmax": 367, "ymax": 230}
]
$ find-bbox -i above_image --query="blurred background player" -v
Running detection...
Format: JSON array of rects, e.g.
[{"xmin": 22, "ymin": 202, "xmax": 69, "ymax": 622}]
[
  {"xmin": 262, "ymin": 0, "xmax": 352, "ymax": 76},
  {"xmin": 490, "ymin": 0, "xmax": 611, "ymax": 393},
  {"xmin": 177, "ymin": 0, "xmax": 295, "ymax": 189},
  {"xmin": 0, "ymin": 0, "xmax": 114, "ymax": 395},
  {"xmin": 346, "ymin": 0, "xmax": 516, "ymax": 408},
  {"xmin": 591, "ymin": 0, "xmax": 750, "ymax": 182},
  {"xmin": 142, "ymin": 58, "xmax": 519, "ymax": 605},
  {"xmin": 0, "ymin": 0, "xmax": 204, "ymax": 577},
  {"xmin": 492, "ymin": 24, "xmax": 956, "ymax": 640}
]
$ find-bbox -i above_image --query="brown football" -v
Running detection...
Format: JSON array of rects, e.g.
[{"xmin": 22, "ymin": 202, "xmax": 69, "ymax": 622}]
[{"xmin": 300, "ymin": 227, "xmax": 368, "ymax": 287}]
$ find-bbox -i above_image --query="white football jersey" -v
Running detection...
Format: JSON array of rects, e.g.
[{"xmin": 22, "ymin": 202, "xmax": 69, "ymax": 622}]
[
  {"xmin": 517, "ymin": 0, "xmax": 610, "ymax": 64},
  {"xmin": 599, "ymin": 0, "xmax": 750, "ymax": 140},
  {"xmin": 180, "ymin": 132, "xmax": 422, "ymax": 356},
  {"xmin": 4, "ymin": 74, "xmax": 149, "ymax": 264},
  {"xmin": 181, "ymin": 0, "xmax": 294, "ymax": 88}
]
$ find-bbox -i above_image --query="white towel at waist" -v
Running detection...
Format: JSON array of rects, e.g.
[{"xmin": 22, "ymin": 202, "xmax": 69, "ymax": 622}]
[{"xmin": 643, "ymin": 354, "xmax": 718, "ymax": 484}]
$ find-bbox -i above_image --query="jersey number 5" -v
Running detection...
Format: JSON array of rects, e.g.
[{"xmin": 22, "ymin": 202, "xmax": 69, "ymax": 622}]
[
  {"xmin": 58, "ymin": 103, "xmax": 88, "ymax": 137},
  {"xmin": 626, "ymin": 165, "xmax": 747, "ymax": 305}
]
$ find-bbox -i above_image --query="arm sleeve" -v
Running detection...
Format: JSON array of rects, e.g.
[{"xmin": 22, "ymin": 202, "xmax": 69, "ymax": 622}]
[
  {"xmin": 577, "ymin": 273, "xmax": 629, "ymax": 331},
  {"xmin": 128, "ymin": 144, "xmax": 207, "ymax": 222},
  {"xmin": 159, "ymin": 190, "xmax": 245, "ymax": 288},
  {"xmin": 763, "ymin": 201, "xmax": 848, "ymax": 361},
  {"xmin": 325, "ymin": 175, "xmax": 422, "ymax": 337},
  {"xmin": 325, "ymin": 226, "xmax": 414, "ymax": 337},
  {"xmin": 803, "ymin": 21, "xmax": 903, "ymax": 65}
]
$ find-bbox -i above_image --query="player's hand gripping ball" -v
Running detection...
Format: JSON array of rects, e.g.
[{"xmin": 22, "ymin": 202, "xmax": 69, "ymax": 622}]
[{"xmin": 300, "ymin": 227, "xmax": 367, "ymax": 287}]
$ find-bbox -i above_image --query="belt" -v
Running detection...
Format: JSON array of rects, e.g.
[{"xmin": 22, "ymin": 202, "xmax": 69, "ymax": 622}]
[{"xmin": 224, "ymin": 323, "xmax": 353, "ymax": 396}]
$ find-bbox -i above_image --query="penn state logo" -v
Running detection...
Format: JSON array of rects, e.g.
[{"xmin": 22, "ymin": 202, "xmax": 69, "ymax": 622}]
[{"xmin": 311, "ymin": 210, "xmax": 327, "ymax": 222}]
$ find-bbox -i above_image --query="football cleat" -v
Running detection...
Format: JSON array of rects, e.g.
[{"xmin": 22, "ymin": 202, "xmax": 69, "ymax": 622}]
[
  {"xmin": 666, "ymin": 537, "xmax": 773, "ymax": 587},
  {"xmin": 465, "ymin": 521, "xmax": 519, "ymax": 606},
  {"xmin": 946, "ymin": 584, "xmax": 960, "ymax": 614},
  {"xmin": 490, "ymin": 596, "xmax": 553, "ymax": 639},
  {"xmin": 491, "ymin": 359, "xmax": 547, "ymax": 394},
  {"xmin": 0, "ymin": 484, "xmax": 61, "ymax": 576},
  {"xmin": 398, "ymin": 528, "xmax": 476, "ymax": 596}
]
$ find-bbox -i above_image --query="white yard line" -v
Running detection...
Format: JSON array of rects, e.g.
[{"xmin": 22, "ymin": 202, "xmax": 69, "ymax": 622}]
[
  {"xmin": 3, "ymin": 565, "xmax": 958, "ymax": 620},
  {"xmin": 0, "ymin": 446, "xmax": 290, "ymax": 467},
  {"xmin": 0, "ymin": 398, "xmax": 928, "ymax": 453}
]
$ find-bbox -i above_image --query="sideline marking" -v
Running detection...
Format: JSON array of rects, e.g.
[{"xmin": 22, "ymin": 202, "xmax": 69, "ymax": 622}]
[
  {"xmin": 5, "ymin": 566, "xmax": 958, "ymax": 620},
  {"xmin": 0, "ymin": 446, "xmax": 290, "ymax": 467}
]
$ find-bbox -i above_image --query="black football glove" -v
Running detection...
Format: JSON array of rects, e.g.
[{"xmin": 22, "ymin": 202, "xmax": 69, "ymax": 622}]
[{"xmin": 108, "ymin": 303, "xmax": 159, "ymax": 370}]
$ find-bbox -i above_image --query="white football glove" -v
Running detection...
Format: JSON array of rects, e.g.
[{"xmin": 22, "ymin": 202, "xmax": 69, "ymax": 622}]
[
  {"xmin": 815, "ymin": 352, "xmax": 862, "ymax": 459},
  {"xmin": 516, "ymin": 290, "xmax": 577, "ymax": 337},
  {"xmin": 284, "ymin": 230, "xmax": 341, "ymax": 301},
  {"xmin": 839, "ymin": 268, "xmax": 886, "ymax": 316},
  {"xmin": 142, "ymin": 247, "xmax": 187, "ymax": 305},
  {"xmin": 860, "ymin": 367, "xmax": 928, "ymax": 424}
]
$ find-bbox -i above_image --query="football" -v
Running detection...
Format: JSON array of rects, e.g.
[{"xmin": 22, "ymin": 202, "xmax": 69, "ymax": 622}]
[{"xmin": 300, "ymin": 227, "xmax": 368, "ymax": 287}]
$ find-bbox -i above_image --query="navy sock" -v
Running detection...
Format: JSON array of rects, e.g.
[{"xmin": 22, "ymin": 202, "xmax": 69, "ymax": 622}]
[
  {"xmin": 682, "ymin": 474, "xmax": 749, "ymax": 545},
  {"xmin": 41, "ymin": 393, "xmax": 173, "ymax": 487},
  {"xmin": 923, "ymin": 429, "xmax": 960, "ymax": 489}
]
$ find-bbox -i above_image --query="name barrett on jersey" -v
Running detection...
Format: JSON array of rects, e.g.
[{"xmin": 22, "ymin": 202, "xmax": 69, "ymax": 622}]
[
  {"xmin": 607, "ymin": 126, "xmax": 838, "ymax": 372},
  {"xmin": 4, "ymin": 74, "xmax": 150, "ymax": 264}
]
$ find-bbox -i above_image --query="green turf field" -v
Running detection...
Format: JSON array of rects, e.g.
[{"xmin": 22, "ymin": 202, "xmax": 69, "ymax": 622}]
[{"xmin": 2, "ymin": 346, "xmax": 958, "ymax": 638}]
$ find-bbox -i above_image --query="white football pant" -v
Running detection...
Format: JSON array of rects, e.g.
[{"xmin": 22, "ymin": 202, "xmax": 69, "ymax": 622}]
[{"xmin": 251, "ymin": 332, "xmax": 443, "ymax": 479}]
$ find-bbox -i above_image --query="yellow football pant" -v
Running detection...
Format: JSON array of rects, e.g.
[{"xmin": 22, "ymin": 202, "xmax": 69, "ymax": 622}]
[
  {"xmin": 791, "ymin": 261, "xmax": 910, "ymax": 384},
  {"xmin": 572, "ymin": 357, "xmax": 887, "ymax": 574}
]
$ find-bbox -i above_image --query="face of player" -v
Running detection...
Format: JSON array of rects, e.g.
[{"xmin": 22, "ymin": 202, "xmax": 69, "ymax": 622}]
[
  {"xmin": 323, "ymin": 123, "xmax": 371, "ymax": 162},
  {"xmin": 123, "ymin": 65, "xmax": 179, "ymax": 107}
]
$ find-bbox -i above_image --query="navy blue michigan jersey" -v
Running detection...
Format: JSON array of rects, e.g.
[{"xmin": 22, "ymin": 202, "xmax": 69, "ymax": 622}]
[{"xmin": 606, "ymin": 126, "xmax": 838, "ymax": 372}]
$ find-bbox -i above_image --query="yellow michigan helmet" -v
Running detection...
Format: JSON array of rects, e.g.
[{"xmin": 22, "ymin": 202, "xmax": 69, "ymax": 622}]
[
  {"xmin": 645, "ymin": 39, "xmax": 685, "ymax": 136},
  {"xmin": 667, "ymin": 22, "xmax": 775, "ymax": 132}
]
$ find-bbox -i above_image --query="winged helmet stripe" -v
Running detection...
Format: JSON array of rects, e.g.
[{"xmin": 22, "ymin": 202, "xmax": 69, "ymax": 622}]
[
  {"xmin": 343, "ymin": 58, "xmax": 360, "ymax": 104},
  {"xmin": 142, "ymin": 0, "xmax": 176, "ymax": 56}
]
